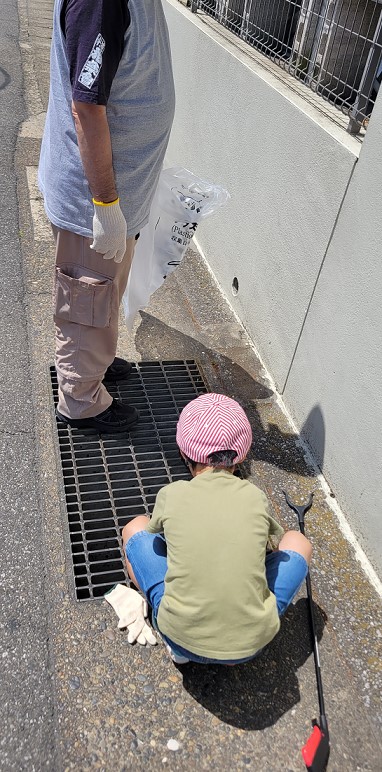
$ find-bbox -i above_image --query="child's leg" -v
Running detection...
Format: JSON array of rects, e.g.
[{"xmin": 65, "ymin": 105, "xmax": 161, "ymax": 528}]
[
  {"xmin": 266, "ymin": 531, "xmax": 312, "ymax": 616},
  {"xmin": 121, "ymin": 517, "xmax": 168, "ymax": 620},
  {"xmin": 122, "ymin": 516, "xmax": 150, "ymax": 589},
  {"xmin": 121, "ymin": 520, "xmax": 189, "ymax": 662},
  {"xmin": 278, "ymin": 530, "xmax": 312, "ymax": 564}
]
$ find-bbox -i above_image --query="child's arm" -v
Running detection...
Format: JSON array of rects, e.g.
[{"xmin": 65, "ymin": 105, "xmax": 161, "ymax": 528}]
[
  {"xmin": 268, "ymin": 514, "xmax": 284, "ymax": 541},
  {"xmin": 262, "ymin": 493, "xmax": 284, "ymax": 550},
  {"xmin": 145, "ymin": 486, "xmax": 167, "ymax": 534}
]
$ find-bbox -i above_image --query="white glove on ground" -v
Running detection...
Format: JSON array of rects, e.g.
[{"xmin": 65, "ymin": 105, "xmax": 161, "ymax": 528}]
[
  {"xmin": 104, "ymin": 584, "xmax": 157, "ymax": 646},
  {"xmin": 90, "ymin": 198, "xmax": 127, "ymax": 263}
]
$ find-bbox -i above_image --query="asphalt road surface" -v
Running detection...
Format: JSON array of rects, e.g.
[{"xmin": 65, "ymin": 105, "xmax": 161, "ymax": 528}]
[{"xmin": 0, "ymin": 0, "xmax": 55, "ymax": 768}]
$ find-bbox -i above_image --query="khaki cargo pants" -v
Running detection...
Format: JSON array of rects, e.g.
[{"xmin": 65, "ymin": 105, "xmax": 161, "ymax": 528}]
[{"xmin": 52, "ymin": 226, "xmax": 136, "ymax": 419}]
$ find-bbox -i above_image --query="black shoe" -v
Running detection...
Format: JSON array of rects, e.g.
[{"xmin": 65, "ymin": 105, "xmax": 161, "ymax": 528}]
[
  {"xmin": 56, "ymin": 398, "xmax": 139, "ymax": 433},
  {"xmin": 103, "ymin": 357, "xmax": 132, "ymax": 382}
]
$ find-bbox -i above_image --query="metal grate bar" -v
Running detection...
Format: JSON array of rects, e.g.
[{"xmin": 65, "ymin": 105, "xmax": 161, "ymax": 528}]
[{"xmin": 51, "ymin": 361, "xmax": 207, "ymax": 600}]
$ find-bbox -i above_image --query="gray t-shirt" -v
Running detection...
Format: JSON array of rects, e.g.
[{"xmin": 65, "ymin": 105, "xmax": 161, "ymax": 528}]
[{"xmin": 38, "ymin": 0, "xmax": 175, "ymax": 238}]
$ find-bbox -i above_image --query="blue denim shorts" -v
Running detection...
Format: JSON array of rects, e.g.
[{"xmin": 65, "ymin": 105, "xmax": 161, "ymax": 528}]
[{"xmin": 125, "ymin": 531, "xmax": 308, "ymax": 665}]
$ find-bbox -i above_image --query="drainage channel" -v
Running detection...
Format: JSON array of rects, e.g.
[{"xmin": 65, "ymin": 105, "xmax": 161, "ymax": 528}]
[{"xmin": 50, "ymin": 361, "xmax": 207, "ymax": 600}]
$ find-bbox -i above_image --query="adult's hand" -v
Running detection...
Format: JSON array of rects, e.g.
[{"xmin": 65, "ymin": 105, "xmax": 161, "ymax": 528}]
[{"xmin": 91, "ymin": 198, "xmax": 127, "ymax": 263}]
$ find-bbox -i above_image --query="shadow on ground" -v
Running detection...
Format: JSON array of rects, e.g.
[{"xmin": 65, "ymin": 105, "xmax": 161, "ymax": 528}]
[
  {"xmin": 135, "ymin": 312, "xmax": 326, "ymax": 476},
  {"xmin": 179, "ymin": 599, "xmax": 326, "ymax": 730}
]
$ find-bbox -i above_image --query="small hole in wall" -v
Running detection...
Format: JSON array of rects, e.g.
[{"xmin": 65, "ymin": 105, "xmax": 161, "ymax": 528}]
[{"xmin": 232, "ymin": 277, "xmax": 239, "ymax": 296}]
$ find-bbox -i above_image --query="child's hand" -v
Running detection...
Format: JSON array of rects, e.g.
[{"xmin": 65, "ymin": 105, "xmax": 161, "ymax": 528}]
[
  {"xmin": 135, "ymin": 621, "xmax": 157, "ymax": 646},
  {"xmin": 104, "ymin": 584, "xmax": 157, "ymax": 646}
]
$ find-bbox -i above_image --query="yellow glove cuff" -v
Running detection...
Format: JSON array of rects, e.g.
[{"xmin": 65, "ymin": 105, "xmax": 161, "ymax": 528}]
[{"xmin": 92, "ymin": 197, "xmax": 119, "ymax": 207}]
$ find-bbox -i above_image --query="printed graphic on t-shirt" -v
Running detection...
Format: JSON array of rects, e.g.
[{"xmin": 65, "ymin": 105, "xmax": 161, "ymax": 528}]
[{"xmin": 78, "ymin": 33, "xmax": 105, "ymax": 89}]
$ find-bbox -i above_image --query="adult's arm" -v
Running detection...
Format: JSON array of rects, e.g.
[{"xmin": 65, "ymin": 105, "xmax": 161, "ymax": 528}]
[
  {"xmin": 71, "ymin": 101, "xmax": 117, "ymax": 203},
  {"xmin": 63, "ymin": 0, "xmax": 129, "ymax": 201},
  {"xmin": 62, "ymin": 0, "xmax": 130, "ymax": 259}
]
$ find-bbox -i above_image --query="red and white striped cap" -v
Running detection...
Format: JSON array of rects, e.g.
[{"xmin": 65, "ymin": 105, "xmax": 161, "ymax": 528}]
[{"xmin": 176, "ymin": 393, "xmax": 252, "ymax": 464}]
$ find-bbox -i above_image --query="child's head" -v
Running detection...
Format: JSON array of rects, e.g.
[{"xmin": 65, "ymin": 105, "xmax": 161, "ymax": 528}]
[{"xmin": 176, "ymin": 393, "xmax": 252, "ymax": 471}]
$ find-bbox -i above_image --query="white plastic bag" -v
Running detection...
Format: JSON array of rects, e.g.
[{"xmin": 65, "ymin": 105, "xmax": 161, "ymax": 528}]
[{"xmin": 123, "ymin": 167, "xmax": 230, "ymax": 330}]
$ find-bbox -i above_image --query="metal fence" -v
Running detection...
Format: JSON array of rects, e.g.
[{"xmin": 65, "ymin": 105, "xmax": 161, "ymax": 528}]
[{"xmin": 188, "ymin": 0, "xmax": 382, "ymax": 133}]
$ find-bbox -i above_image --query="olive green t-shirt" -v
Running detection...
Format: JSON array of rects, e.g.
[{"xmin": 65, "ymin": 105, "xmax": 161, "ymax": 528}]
[{"xmin": 146, "ymin": 469, "xmax": 284, "ymax": 660}]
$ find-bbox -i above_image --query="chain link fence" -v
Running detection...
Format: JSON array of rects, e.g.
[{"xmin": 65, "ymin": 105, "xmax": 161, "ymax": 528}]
[{"xmin": 188, "ymin": 0, "xmax": 382, "ymax": 133}]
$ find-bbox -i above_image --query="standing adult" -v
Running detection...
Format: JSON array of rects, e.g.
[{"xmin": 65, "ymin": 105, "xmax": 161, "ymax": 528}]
[{"xmin": 38, "ymin": 0, "xmax": 175, "ymax": 432}]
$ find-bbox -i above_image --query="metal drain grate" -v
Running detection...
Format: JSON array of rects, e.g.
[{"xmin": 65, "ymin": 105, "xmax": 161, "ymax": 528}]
[{"xmin": 51, "ymin": 361, "xmax": 207, "ymax": 600}]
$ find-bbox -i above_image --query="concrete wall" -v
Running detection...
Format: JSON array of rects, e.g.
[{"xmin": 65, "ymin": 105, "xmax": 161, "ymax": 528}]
[
  {"xmin": 164, "ymin": 1, "xmax": 382, "ymax": 574},
  {"xmin": 283, "ymin": 94, "xmax": 382, "ymax": 575},
  {"xmin": 164, "ymin": 0, "xmax": 358, "ymax": 390}
]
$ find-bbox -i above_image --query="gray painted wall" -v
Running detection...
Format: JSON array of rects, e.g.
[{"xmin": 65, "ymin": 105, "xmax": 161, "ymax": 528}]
[
  {"xmin": 164, "ymin": 0, "xmax": 358, "ymax": 390},
  {"xmin": 164, "ymin": 0, "xmax": 381, "ymax": 574},
  {"xmin": 284, "ymin": 95, "xmax": 382, "ymax": 574}
]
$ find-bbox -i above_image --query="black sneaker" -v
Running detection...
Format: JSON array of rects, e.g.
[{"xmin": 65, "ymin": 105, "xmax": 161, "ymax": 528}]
[
  {"xmin": 103, "ymin": 357, "xmax": 132, "ymax": 382},
  {"xmin": 56, "ymin": 398, "xmax": 139, "ymax": 433}
]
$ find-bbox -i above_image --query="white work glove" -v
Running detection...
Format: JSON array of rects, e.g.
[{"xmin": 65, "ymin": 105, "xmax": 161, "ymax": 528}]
[
  {"xmin": 104, "ymin": 584, "xmax": 157, "ymax": 646},
  {"xmin": 90, "ymin": 198, "xmax": 127, "ymax": 263}
]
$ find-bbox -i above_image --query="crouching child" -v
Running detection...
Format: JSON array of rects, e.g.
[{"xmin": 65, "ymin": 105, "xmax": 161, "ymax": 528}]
[{"xmin": 122, "ymin": 393, "xmax": 312, "ymax": 664}]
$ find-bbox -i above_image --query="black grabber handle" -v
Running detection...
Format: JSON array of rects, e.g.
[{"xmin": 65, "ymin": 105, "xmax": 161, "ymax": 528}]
[{"xmin": 283, "ymin": 491, "xmax": 330, "ymax": 772}]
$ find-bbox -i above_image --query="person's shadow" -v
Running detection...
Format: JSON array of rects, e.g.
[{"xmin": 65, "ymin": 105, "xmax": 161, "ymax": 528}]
[
  {"xmin": 179, "ymin": 598, "xmax": 326, "ymax": 730},
  {"xmin": 135, "ymin": 311, "xmax": 326, "ymax": 477},
  {"xmin": 0, "ymin": 67, "xmax": 10, "ymax": 91}
]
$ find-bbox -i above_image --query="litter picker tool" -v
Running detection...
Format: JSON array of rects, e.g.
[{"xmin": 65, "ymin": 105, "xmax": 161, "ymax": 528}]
[{"xmin": 283, "ymin": 491, "xmax": 330, "ymax": 772}]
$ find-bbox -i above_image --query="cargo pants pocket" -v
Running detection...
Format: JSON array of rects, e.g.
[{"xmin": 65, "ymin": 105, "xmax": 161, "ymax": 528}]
[{"xmin": 54, "ymin": 266, "xmax": 114, "ymax": 328}]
